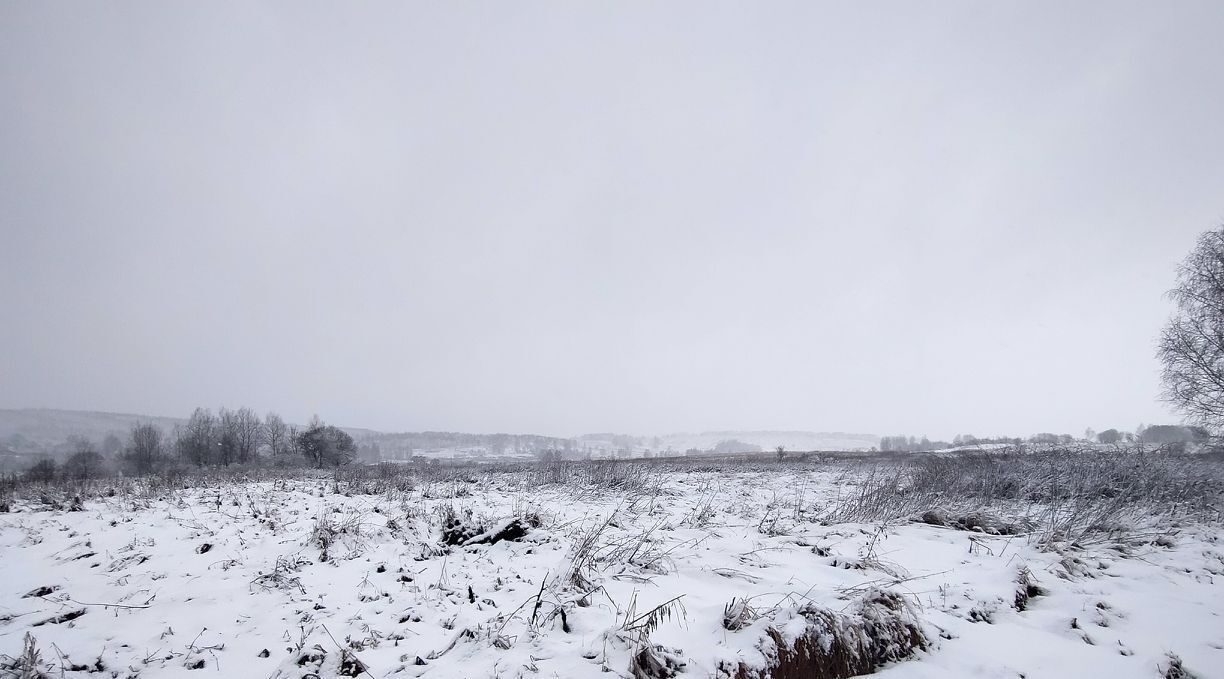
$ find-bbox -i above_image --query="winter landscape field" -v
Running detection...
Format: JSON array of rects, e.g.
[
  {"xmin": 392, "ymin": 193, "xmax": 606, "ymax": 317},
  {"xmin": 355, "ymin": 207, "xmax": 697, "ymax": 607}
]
[
  {"xmin": 2, "ymin": 450, "xmax": 1221, "ymax": 679},
  {"xmin": 6, "ymin": 2, "xmax": 1224, "ymax": 679}
]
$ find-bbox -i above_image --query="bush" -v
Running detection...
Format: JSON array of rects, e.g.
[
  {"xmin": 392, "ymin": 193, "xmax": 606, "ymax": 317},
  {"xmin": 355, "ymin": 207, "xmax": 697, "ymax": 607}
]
[
  {"xmin": 296, "ymin": 423, "xmax": 356, "ymax": 468},
  {"xmin": 716, "ymin": 589, "xmax": 928, "ymax": 679},
  {"xmin": 24, "ymin": 459, "xmax": 57, "ymax": 483},
  {"xmin": 61, "ymin": 451, "xmax": 106, "ymax": 481}
]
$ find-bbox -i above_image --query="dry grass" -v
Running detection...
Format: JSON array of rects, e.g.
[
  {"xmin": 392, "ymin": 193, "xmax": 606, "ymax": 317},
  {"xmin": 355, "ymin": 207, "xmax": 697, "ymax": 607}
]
[
  {"xmin": 715, "ymin": 589, "xmax": 928, "ymax": 679},
  {"xmin": 823, "ymin": 448, "xmax": 1224, "ymax": 545},
  {"xmin": 0, "ymin": 633, "xmax": 45, "ymax": 679}
]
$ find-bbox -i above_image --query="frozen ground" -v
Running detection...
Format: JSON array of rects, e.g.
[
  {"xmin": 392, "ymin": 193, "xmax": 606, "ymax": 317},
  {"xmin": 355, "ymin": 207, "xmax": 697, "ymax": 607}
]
[{"xmin": 1, "ymin": 458, "xmax": 1221, "ymax": 678}]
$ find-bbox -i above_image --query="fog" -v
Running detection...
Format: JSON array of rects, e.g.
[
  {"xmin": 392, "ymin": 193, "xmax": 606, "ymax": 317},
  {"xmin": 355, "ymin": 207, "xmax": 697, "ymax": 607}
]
[{"xmin": 3, "ymin": 2, "xmax": 1223, "ymax": 439}]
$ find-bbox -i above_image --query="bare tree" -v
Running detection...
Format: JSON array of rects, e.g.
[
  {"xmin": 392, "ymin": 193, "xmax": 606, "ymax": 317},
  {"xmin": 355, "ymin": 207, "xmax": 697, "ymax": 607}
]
[
  {"xmin": 124, "ymin": 423, "xmax": 164, "ymax": 475},
  {"xmin": 24, "ymin": 458, "xmax": 57, "ymax": 483},
  {"xmin": 288, "ymin": 424, "xmax": 301, "ymax": 458},
  {"xmin": 217, "ymin": 408, "xmax": 239, "ymax": 466},
  {"xmin": 101, "ymin": 433, "xmax": 123, "ymax": 457},
  {"xmin": 178, "ymin": 408, "xmax": 217, "ymax": 466},
  {"xmin": 264, "ymin": 412, "xmax": 292, "ymax": 458},
  {"xmin": 65, "ymin": 435, "xmax": 92, "ymax": 452},
  {"xmin": 63, "ymin": 437, "xmax": 106, "ymax": 480},
  {"xmin": 1159, "ymin": 227, "xmax": 1224, "ymax": 428},
  {"xmin": 233, "ymin": 407, "xmax": 264, "ymax": 464}
]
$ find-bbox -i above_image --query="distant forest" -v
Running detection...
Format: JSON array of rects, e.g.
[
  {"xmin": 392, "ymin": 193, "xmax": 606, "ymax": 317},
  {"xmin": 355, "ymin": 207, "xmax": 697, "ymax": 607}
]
[{"xmin": 1, "ymin": 407, "xmax": 1210, "ymax": 481}]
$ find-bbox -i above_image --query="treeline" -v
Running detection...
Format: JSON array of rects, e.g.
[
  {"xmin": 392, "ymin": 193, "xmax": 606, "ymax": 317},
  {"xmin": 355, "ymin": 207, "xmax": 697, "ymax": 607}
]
[
  {"xmin": 363, "ymin": 430, "xmax": 571, "ymax": 459},
  {"xmin": 878, "ymin": 436, "xmax": 959, "ymax": 452},
  {"xmin": 878, "ymin": 425, "xmax": 1212, "ymax": 453},
  {"xmin": 19, "ymin": 407, "xmax": 357, "ymax": 482}
]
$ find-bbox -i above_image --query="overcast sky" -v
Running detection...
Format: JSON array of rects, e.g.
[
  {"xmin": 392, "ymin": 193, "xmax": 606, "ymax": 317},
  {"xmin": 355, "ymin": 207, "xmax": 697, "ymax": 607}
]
[{"xmin": 2, "ymin": 2, "xmax": 1223, "ymax": 439}]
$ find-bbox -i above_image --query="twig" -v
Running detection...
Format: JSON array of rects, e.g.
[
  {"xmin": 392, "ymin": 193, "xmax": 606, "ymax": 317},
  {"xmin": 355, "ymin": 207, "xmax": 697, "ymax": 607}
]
[
  {"xmin": 39, "ymin": 594, "xmax": 151, "ymax": 610},
  {"xmin": 187, "ymin": 628, "xmax": 206, "ymax": 653},
  {"xmin": 496, "ymin": 574, "xmax": 550, "ymax": 636},
  {"xmin": 51, "ymin": 642, "xmax": 67, "ymax": 679},
  {"xmin": 529, "ymin": 575, "xmax": 549, "ymax": 627}
]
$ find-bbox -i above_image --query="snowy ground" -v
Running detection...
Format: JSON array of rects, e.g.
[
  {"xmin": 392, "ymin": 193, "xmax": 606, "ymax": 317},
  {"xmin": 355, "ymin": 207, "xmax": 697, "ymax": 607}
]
[{"xmin": 1, "ymin": 463, "xmax": 1221, "ymax": 678}]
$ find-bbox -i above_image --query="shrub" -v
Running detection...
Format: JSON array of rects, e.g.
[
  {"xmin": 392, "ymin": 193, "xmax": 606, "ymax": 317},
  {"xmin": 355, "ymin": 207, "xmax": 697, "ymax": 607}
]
[
  {"xmin": 297, "ymin": 423, "xmax": 356, "ymax": 468},
  {"xmin": 715, "ymin": 590, "xmax": 927, "ymax": 679},
  {"xmin": 23, "ymin": 459, "xmax": 57, "ymax": 484},
  {"xmin": 61, "ymin": 451, "xmax": 106, "ymax": 481}
]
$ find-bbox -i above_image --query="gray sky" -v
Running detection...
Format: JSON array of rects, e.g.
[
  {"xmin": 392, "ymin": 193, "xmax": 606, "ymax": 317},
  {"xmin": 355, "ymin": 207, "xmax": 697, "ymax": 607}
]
[{"xmin": 2, "ymin": 2, "xmax": 1223, "ymax": 439}]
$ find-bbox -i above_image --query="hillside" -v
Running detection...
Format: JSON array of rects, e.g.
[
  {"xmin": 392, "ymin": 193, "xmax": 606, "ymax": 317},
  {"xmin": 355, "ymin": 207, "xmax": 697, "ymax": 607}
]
[
  {"xmin": 0, "ymin": 409, "xmax": 575, "ymax": 462},
  {"xmin": 660, "ymin": 430, "xmax": 879, "ymax": 452},
  {"xmin": 577, "ymin": 430, "xmax": 880, "ymax": 455},
  {"xmin": 0, "ymin": 408, "xmax": 185, "ymax": 447},
  {"xmin": 0, "ymin": 410, "xmax": 879, "ymax": 462}
]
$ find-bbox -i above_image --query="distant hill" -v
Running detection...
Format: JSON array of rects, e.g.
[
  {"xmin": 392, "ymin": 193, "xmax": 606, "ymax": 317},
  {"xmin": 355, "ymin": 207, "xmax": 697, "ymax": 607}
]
[
  {"xmin": 0, "ymin": 409, "xmax": 573, "ymax": 462},
  {"xmin": 577, "ymin": 430, "xmax": 880, "ymax": 454},
  {"xmin": 664, "ymin": 430, "xmax": 879, "ymax": 452},
  {"xmin": 0, "ymin": 409, "xmax": 880, "ymax": 461},
  {"xmin": 0, "ymin": 408, "xmax": 185, "ymax": 447}
]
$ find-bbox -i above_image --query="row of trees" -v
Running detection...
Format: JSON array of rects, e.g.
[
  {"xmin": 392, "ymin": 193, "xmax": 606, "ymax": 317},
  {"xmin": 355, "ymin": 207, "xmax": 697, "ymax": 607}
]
[
  {"xmin": 167, "ymin": 408, "xmax": 356, "ymax": 471},
  {"xmin": 878, "ymin": 436, "xmax": 946, "ymax": 452},
  {"xmin": 23, "ymin": 438, "xmax": 108, "ymax": 482},
  {"xmin": 177, "ymin": 408, "xmax": 276, "ymax": 467},
  {"xmin": 877, "ymin": 427, "xmax": 1207, "ymax": 453},
  {"xmin": 878, "ymin": 435, "xmax": 1020, "ymax": 452},
  {"xmin": 880, "ymin": 435, "xmax": 1029, "ymax": 452},
  {"xmin": 22, "ymin": 409, "xmax": 358, "ymax": 481}
]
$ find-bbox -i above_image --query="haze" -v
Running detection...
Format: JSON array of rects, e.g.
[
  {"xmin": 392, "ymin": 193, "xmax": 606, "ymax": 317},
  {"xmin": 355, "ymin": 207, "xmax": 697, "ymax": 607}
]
[{"xmin": 3, "ymin": 2, "xmax": 1223, "ymax": 439}]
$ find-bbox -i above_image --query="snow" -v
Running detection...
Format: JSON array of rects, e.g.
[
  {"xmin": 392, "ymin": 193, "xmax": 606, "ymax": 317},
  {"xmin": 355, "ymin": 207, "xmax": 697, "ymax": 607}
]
[{"xmin": 1, "ymin": 467, "xmax": 1220, "ymax": 678}]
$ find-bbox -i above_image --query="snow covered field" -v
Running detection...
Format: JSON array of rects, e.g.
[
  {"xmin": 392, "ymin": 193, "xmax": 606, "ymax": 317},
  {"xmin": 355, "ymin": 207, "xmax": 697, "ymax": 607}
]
[{"xmin": 1, "ymin": 455, "xmax": 1221, "ymax": 679}]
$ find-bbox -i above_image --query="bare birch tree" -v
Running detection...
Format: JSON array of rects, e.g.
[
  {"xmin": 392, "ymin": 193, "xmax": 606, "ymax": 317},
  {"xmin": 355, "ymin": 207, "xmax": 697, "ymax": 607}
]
[{"xmin": 1159, "ymin": 227, "xmax": 1224, "ymax": 429}]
